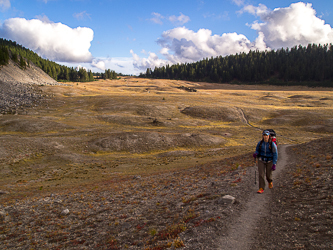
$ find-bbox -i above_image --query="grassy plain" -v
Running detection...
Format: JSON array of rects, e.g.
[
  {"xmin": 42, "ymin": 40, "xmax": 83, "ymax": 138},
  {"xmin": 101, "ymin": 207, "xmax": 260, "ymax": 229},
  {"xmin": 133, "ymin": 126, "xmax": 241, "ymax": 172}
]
[{"xmin": 0, "ymin": 77, "xmax": 332, "ymax": 198}]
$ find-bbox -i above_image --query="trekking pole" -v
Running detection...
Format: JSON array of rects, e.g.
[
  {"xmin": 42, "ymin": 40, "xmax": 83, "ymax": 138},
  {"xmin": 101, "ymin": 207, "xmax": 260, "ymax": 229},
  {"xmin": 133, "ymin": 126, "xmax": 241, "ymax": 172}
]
[{"xmin": 254, "ymin": 158, "xmax": 257, "ymax": 185}]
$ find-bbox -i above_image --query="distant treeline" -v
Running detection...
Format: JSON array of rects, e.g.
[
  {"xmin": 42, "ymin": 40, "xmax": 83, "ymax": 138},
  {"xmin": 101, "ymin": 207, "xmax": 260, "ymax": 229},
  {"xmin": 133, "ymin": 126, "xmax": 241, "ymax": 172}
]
[
  {"xmin": 140, "ymin": 43, "xmax": 333, "ymax": 87},
  {"xmin": 0, "ymin": 38, "xmax": 119, "ymax": 82}
]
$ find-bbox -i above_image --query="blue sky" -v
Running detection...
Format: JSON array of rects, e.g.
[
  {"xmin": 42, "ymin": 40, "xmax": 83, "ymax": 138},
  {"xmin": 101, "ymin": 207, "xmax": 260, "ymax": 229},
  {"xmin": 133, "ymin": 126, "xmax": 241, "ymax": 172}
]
[{"xmin": 0, "ymin": 0, "xmax": 333, "ymax": 75}]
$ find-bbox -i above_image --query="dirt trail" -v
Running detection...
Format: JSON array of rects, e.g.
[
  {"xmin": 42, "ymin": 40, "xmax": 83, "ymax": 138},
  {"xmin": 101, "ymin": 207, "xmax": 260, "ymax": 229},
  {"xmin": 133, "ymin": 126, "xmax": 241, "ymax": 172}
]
[
  {"xmin": 236, "ymin": 107, "xmax": 296, "ymax": 143},
  {"xmin": 235, "ymin": 107, "xmax": 259, "ymax": 130},
  {"xmin": 218, "ymin": 144, "xmax": 289, "ymax": 250}
]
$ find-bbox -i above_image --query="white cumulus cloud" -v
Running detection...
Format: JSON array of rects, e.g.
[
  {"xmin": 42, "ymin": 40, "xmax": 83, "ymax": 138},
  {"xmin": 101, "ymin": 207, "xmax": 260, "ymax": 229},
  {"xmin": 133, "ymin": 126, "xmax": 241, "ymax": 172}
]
[
  {"xmin": 130, "ymin": 49, "xmax": 168, "ymax": 71},
  {"xmin": 245, "ymin": 2, "xmax": 333, "ymax": 49},
  {"xmin": 92, "ymin": 59, "xmax": 106, "ymax": 71},
  {"xmin": 131, "ymin": 26, "xmax": 270, "ymax": 71},
  {"xmin": 82, "ymin": 57, "xmax": 139, "ymax": 75},
  {"xmin": 238, "ymin": 3, "xmax": 269, "ymax": 16},
  {"xmin": 35, "ymin": 14, "xmax": 53, "ymax": 23},
  {"xmin": 0, "ymin": 17, "xmax": 93, "ymax": 63},
  {"xmin": 76, "ymin": 65, "xmax": 88, "ymax": 71},
  {"xmin": 158, "ymin": 27, "xmax": 269, "ymax": 61}
]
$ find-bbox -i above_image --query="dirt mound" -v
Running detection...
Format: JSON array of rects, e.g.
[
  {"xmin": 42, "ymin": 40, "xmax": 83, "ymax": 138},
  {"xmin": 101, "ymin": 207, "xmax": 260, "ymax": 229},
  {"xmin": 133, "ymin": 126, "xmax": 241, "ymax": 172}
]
[
  {"xmin": 259, "ymin": 93, "xmax": 284, "ymax": 101},
  {"xmin": 97, "ymin": 115, "xmax": 150, "ymax": 126},
  {"xmin": 135, "ymin": 104, "xmax": 175, "ymax": 118},
  {"xmin": 260, "ymin": 109, "xmax": 331, "ymax": 127},
  {"xmin": 320, "ymin": 97, "xmax": 332, "ymax": 101},
  {"xmin": 303, "ymin": 123, "xmax": 333, "ymax": 133},
  {"xmin": 88, "ymin": 131, "xmax": 225, "ymax": 153},
  {"xmin": 181, "ymin": 106, "xmax": 241, "ymax": 122},
  {"xmin": 288, "ymin": 94, "xmax": 314, "ymax": 99},
  {"xmin": 92, "ymin": 102, "xmax": 176, "ymax": 119},
  {"xmin": 0, "ymin": 117, "xmax": 74, "ymax": 133}
]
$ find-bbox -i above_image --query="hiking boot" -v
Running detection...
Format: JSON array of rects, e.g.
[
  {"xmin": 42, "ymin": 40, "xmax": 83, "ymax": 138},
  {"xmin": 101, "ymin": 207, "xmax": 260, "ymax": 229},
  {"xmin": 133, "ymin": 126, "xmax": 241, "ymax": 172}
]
[
  {"xmin": 269, "ymin": 182, "xmax": 273, "ymax": 189},
  {"xmin": 257, "ymin": 188, "xmax": 264, "ymax": 194}
]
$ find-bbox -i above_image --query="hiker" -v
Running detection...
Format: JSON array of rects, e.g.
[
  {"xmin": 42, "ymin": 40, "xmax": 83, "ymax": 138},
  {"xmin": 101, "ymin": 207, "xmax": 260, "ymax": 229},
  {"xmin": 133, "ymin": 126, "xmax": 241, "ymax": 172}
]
[{"xmin": 253, "ymin": 130, "xmax": 278, "ymax": 194}]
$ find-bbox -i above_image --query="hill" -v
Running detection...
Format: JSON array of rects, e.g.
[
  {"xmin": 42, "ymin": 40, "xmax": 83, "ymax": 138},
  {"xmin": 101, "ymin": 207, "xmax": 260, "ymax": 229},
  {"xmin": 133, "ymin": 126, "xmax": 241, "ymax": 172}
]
[
  {"xmin": 0, "ymin": 38, "xmax": 118, "ymax": 82},
  {"xmin": 0, "ymin": 57, "xmax": 59, "ymax": 85},
  {"xmin": 0, "ymin": 57, "xmax": 61, "ymax": 114}
]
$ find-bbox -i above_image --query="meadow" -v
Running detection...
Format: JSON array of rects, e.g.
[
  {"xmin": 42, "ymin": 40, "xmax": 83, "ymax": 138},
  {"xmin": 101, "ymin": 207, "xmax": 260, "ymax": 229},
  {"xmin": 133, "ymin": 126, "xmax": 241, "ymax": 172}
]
[
  {"xmin": 0, "ymin": 77, "xmax": 332, "ymax": 196},
  {"xmin": 0, "ymin": 77, "xmax": 332, "ymax": 249}
]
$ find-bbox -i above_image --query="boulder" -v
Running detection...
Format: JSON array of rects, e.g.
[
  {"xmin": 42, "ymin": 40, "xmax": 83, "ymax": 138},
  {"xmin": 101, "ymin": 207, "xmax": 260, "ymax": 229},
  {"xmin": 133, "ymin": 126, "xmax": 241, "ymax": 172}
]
[{"xmin": 217, "ymin": 195, "xmax": 236, "ymax": 205}]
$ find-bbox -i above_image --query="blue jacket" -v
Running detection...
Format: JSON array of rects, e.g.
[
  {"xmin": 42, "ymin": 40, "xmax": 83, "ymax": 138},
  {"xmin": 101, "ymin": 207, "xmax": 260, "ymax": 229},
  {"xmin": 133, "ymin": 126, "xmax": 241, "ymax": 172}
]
[{"xmin": 255, "ymin": 141, "xmax": 278, "ymax": 165}]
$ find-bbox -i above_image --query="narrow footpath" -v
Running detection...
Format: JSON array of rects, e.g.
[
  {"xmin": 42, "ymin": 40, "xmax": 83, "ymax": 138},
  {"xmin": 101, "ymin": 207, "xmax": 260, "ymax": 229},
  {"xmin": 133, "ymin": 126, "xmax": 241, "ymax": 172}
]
[{"xmin": 218, "ymin": 144, "xmax": 289, "ymax": 250}]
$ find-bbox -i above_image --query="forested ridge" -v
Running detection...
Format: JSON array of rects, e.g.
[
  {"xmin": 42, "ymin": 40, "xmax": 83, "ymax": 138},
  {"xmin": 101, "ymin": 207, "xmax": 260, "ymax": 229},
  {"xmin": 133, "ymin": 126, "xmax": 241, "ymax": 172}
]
[
  {"xmin": 140, "ymin": 43, "xmax": 333, "ymax": 87},
  {"xmin": 0, "ymin": 38, "xmax": 118, "ymax": 82},
  {"xmin": 2, "ymin": 38, "xmax": 333, "ymax": 87}
]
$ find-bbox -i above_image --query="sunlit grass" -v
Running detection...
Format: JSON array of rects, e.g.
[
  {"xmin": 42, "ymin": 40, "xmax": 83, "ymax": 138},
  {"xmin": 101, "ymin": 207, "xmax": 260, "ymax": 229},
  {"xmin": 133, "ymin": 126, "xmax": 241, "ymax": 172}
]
[{"xmin": 0, "ymin": 77, "xmax": 332, "ymax": 198}]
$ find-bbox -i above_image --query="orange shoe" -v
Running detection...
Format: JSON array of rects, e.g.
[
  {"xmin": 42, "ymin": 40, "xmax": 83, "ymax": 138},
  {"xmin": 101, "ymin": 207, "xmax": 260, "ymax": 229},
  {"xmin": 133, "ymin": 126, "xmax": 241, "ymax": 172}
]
[
  {"xmin": 269, "ymin": 182, "xmax": 273, "ymax": 189},
  {"xmin": 257, "ymin": 188, "xmax": 264, "ymax": 194}
]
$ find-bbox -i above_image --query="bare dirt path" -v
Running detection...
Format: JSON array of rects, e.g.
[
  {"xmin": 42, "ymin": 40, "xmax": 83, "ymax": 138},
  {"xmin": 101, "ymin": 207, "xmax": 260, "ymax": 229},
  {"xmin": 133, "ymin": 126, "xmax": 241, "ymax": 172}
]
[
  {"xmin": 237, "ymin": 107, "xmax": 296, "ymax": 144},
  {"xmin": 218, "ymin": 144, "xmax": 289, "ymax": 250}
]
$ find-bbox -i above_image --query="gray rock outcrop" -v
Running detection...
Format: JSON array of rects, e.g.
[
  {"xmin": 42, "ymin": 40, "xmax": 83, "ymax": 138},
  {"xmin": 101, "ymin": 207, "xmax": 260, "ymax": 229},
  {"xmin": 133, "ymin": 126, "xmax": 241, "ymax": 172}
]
[{"xmin": 0, "ymin": 59, "xmax": 62, "ymax": 114}]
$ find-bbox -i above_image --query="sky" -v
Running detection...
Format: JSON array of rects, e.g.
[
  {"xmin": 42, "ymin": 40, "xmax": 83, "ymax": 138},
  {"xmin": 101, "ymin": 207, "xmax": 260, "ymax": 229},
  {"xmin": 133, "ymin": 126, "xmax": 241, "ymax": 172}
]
[{"xmin": 0, "ymin": 0, "xmax": 333, "ymax": 75}]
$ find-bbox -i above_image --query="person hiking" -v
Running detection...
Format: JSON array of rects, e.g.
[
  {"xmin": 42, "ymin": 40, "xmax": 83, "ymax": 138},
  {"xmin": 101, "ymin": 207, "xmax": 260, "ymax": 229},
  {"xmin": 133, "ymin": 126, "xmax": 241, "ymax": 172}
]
[{"xmin": 253, "ymin": 130, "xmax": 278, "ymax": 194}]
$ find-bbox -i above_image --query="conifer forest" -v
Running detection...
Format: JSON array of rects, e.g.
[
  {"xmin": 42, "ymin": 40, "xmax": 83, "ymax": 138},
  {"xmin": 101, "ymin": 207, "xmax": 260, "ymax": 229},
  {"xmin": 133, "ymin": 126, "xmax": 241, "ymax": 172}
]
[
  {"xmin": 140, "ymin": 43, "xmax": 333, "ymax": 87},
  {"xmin": 0, "ymin": 38, "xmax": 118, "ymax": 82}
]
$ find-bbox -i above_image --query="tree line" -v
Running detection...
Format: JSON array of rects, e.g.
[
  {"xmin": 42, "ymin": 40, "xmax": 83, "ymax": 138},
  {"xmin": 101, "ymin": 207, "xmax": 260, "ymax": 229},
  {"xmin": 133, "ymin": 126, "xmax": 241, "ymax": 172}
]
[
  {"xmin": 0, "ymin": 38, "xmax": 119, "ymax": 82},
  {"xmin": 140, "ymin": 43, "xmax": 333, "ymax": 87}
]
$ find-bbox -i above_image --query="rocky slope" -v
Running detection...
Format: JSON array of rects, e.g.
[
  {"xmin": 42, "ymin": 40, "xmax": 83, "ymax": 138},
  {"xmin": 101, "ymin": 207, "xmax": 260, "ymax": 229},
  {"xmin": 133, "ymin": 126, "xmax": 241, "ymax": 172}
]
[{"xmin": 0, "ymin": 59, "xmax": 60, "ymax": 114}]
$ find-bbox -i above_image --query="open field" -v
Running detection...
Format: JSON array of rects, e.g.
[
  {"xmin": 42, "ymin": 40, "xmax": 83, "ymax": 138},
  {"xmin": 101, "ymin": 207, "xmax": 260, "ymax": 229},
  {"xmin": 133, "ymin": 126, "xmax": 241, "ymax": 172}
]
[
  {"xmin": 0, "ymin": 77, "xmax": 332, "ymax": 196},
  {"xmin": 0, "ymin": 77, "xmax": 332, "ymax": 249}
]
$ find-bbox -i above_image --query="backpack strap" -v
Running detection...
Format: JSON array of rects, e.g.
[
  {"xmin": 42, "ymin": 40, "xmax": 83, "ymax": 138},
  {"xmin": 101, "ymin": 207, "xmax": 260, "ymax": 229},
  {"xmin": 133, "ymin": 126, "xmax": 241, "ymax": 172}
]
[
  {"xmin": 258, "ymin": 139, "xmax": 273, "ymax": 156},
  {"xmin": 258, "ymin": 140, "xmax": 263, "ymax": 157}
]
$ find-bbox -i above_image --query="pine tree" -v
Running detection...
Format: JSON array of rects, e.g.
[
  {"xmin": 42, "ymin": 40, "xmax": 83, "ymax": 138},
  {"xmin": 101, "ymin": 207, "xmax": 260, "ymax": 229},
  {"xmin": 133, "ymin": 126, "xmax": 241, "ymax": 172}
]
[
  {"xmin": 19, "ymin": 56, "xmax": 26, "ymax": 69},
  {"xmin": 0, "ymin": 46, "xmax": 9, "ymax": 65},
  {"xmin": 11, "ymin": 52, "xmax": 18, "ymax": 63}
]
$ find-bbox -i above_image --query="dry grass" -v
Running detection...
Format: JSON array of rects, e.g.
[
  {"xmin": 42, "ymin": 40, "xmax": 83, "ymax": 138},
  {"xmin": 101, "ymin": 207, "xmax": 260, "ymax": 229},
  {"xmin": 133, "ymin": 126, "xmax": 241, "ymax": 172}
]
[{"xmin": 0, "ymin": 77, "xmax": 332, "ymax": 198}]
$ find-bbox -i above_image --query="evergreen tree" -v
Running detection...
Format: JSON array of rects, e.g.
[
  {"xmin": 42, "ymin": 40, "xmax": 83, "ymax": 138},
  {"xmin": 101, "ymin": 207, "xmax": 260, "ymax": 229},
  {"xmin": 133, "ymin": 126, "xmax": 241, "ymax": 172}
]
[
  {"xmin": 139, "ymin": 42, "xmax": 333, "ymax": 87},
  {"xmin": 88, "ymin": 70, "xmax": 94, "ymax": 81},
  {"xmin": 19, "ymin": 55, "xmax": 26, "ymax": 69},
  {"xmin": 11, "ymin": 52, "xmax": 18, "ymax": 63},
  {"xmin": 0, "ymin": 46, "xmax": 9, "ymax": 65}
]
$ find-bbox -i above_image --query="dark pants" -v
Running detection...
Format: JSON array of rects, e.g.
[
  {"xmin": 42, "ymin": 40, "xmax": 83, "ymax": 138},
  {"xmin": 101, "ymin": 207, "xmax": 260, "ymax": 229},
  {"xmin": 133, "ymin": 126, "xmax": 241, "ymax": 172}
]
[{"xmin": 258, "ymin": 160, "xmax": 273, "ymax": 190}]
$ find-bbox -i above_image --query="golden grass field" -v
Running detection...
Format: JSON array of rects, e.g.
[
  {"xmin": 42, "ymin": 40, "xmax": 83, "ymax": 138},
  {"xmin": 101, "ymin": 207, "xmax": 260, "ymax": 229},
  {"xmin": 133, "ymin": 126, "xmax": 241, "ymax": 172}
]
[{"xmin": 0, "ymin": 77, "xmax": 332, "ymax": 198}]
